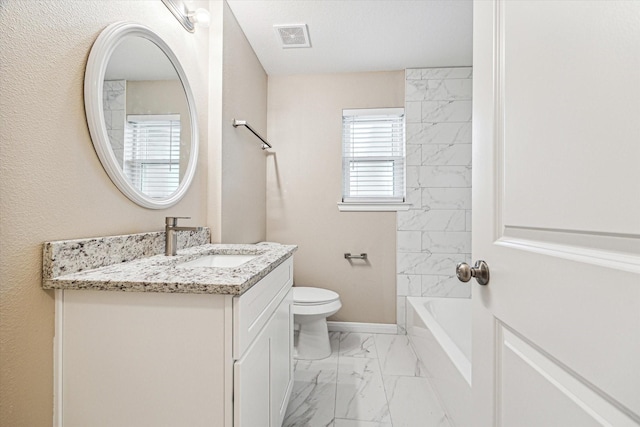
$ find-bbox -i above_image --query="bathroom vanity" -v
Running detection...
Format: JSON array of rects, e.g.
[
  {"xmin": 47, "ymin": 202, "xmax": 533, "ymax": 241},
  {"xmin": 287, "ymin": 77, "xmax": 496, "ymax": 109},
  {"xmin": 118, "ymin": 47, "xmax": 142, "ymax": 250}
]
[
  {"xmin": 55, "ymin": 20, "xmax": 297, "ymax": 425},
  {"xmin": 43, "ymin": 230, "xmax": 296, "ymax": 427}
]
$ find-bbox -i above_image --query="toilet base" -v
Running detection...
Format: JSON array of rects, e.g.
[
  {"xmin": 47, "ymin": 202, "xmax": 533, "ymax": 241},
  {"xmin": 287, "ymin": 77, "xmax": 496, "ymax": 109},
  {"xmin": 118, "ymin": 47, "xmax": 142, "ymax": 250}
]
[{"xmin": 295, "ymin": 316, "xmax": 332, "ymax": 360}]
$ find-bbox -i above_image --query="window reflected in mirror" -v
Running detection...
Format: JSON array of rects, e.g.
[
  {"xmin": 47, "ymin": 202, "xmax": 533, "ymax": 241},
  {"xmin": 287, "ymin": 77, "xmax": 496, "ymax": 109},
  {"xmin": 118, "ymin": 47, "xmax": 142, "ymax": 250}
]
[{"xmin": 124, "ymin": 114, "xmax": 181, "ymax": 198}]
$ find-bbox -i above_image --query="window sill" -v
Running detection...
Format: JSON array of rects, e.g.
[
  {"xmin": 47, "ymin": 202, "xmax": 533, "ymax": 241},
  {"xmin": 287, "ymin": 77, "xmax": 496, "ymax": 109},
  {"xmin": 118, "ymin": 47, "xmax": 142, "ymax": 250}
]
[{"xmin": 337, "ymin": 202, "xmax": 412, "ymax": 212}]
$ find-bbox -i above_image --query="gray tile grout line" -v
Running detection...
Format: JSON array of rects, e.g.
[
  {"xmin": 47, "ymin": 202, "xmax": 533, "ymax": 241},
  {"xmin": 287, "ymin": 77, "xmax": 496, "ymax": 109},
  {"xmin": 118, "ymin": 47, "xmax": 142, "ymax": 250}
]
[
  {"xmin": 374, "ymin": 333, "xmax": 395, "ymax": 427},
  {"xmin": 332, "ymin": 332, "xmax": 340, "ymax": 426}
]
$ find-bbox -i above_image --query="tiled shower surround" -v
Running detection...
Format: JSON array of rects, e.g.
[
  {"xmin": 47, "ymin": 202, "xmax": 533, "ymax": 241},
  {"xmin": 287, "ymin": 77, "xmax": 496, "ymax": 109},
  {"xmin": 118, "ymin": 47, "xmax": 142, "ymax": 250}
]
[
  {"xmin": 103, "ymin": 79, "xmax": 126, "ymax": 166},
  {"xmin": 397, "ymin": 67, "xmax": 472, "ymax": 332}
]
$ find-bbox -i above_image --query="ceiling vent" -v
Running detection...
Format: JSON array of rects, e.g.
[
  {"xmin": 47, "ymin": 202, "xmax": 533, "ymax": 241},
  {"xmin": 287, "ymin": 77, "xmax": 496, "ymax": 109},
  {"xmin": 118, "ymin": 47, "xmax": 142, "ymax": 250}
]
[{"xmin": 274, "ymin": 24, "xmax": 311, "ymax": 48}]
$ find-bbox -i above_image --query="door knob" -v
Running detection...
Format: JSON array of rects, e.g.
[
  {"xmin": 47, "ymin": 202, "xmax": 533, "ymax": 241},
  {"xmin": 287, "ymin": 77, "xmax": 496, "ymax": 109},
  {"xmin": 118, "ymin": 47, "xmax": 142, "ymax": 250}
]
[{"xmin": 456, "ymin": 260, "xmax": 490, "ymax": 286}]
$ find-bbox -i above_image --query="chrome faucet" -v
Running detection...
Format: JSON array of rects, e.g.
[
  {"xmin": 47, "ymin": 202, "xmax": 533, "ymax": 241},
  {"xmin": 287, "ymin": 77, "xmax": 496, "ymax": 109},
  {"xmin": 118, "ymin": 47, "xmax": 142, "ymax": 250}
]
[{"xmin": 165, "ymin": 216, "xmax": 204, "ymax": 256}]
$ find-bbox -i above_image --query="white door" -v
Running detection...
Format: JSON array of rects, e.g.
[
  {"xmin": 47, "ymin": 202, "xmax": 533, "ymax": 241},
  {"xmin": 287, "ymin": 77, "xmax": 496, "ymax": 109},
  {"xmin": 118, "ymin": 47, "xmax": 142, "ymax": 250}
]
[{"xmin": 472, "ymin": 1, "xmax": 640, "ymax": 426}]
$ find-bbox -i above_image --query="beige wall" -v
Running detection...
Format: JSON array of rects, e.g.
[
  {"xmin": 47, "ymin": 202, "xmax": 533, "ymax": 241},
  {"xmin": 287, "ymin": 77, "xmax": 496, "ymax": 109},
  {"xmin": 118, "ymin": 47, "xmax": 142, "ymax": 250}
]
[
  {"xmin": 266, "ymin": 72, "xmax": 404, "ymax": 324},
  {"xmin": 127, "ymin": 80, "xmax": 192, "ymax": 178},
  {"xmin": 207, "ymin": 0, "xmax": 224, "ymax": 243},
  {"xmin": 219, "ymin": 1, "xmax": 268, "ymax": 243},
  {"xmin": 0, "ymin": 2, "xmax": 213, "ymax": 425}
]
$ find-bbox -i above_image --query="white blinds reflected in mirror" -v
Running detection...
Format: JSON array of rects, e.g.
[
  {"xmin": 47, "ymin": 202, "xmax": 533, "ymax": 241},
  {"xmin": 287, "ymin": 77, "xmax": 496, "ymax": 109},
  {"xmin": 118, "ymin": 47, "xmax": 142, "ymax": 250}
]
[
  {"xmin": 342, "ymin": 108, "xmax": 406, "ymax": 203},
  {"xmin": 124, "ymin": 115, "xmax": 181, "ymax": 198}
]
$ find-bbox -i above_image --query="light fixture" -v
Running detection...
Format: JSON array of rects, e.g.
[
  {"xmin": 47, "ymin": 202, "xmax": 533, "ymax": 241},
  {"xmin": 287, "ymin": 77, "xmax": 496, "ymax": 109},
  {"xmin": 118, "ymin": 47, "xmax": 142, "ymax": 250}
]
[{"xmin": 162, "ymin": 0, "xmax": 211, "ymax": 33}]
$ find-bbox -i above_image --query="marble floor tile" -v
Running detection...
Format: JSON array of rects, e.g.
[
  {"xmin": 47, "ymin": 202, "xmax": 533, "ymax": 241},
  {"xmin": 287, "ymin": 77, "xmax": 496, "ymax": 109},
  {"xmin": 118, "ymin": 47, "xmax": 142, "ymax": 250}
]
[
  {"xmin": 283, "ymin": 358, "xmax": 338, "ymax": 427},
  {"xmin": 329, "ymin": 331, "xmax": 341, "ymax": 357},
  {"xmin": 335, "ymin": 356, "xmax": 391, "ymax": 423},
  {"xmin": 374, "ymin": 334, "xmax": 426, "ymax": 378},
  {"xmin": 288, "ymin": 332, "xmax": 453, "ymax": 427},
  {"xmin": 338, "ymin": 333, "xmax": 378, "ymax": 358},
  {"xmin": 383, "ymin": 376, "xmax": 451, "ymax": 427}
]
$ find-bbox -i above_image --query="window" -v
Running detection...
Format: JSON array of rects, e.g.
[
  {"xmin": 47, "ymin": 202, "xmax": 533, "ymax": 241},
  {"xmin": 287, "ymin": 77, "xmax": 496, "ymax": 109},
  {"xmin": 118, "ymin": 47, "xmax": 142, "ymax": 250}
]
[
  {"xmin": 340, "ymin": 108, "xmax": 407, "ymax": 211},
  {"xmin": 124, "ymin": 114, "xmax": 181, "ymax": 198}
]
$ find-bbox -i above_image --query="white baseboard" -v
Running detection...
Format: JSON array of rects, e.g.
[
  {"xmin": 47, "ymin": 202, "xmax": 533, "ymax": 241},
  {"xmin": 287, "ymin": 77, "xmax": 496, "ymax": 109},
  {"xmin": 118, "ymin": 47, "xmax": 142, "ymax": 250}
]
[{"xmin": 327, "ymin": 321, "xmax": 398, "ymax": 335}]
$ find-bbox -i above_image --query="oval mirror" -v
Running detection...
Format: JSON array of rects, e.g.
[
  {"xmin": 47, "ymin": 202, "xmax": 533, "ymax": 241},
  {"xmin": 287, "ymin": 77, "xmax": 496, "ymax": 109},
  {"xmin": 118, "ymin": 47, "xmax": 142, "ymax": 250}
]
[{"xmin": 84, "ymin": 22, "xmax": 198, "ymax": 209}]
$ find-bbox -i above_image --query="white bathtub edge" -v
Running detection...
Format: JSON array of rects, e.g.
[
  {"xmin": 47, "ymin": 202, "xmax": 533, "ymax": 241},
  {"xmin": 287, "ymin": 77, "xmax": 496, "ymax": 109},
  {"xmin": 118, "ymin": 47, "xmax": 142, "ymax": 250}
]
[{"xmin": 407, "ymin": 296, "xmax": 472, "ymax": 387}]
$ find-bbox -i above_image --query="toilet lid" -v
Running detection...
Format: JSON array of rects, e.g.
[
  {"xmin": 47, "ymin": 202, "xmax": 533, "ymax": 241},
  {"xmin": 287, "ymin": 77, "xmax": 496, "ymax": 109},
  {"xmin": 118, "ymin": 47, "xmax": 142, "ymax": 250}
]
[{"xmin": 293, "ymin": 287, "xmax": 340, "ymax": 305}]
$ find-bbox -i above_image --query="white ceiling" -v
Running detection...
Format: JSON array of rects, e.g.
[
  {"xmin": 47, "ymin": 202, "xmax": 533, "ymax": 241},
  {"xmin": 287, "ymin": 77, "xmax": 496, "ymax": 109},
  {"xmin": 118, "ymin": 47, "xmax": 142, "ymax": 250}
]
[{"xmin": 226, "ymin": 0, "xmax": 473, "ymax": 76}]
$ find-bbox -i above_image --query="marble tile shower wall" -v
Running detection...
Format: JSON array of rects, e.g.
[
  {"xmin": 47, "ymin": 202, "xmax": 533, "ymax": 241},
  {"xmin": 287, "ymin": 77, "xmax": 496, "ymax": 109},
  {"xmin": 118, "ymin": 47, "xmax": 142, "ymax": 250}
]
[
  {"xmin": 103, "ymin": 80, "xmax": 126, "ymax": 166},
  {"xmin": 397, "ymin": 67, "xmax": 473, "ymax": 332}
]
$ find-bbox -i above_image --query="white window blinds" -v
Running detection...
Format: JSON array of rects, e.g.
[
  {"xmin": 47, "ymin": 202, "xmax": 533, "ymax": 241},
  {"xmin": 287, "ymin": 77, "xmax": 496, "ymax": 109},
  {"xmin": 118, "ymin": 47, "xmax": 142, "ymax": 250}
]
[
  {"xmin": 124, "ymin": 114, "xmax": 181, "ymax": 198},
  {"xmin": 342, "ymin": 108, "xmax": 406, "ymax": 203}
]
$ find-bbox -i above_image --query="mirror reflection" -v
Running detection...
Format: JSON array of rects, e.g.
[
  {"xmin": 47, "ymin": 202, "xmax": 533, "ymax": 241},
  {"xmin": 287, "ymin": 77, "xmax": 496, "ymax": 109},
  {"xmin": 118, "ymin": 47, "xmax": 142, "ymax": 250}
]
[{"xmin": 103, "ymin": 37, "xmax": 191, "ymax": 198}]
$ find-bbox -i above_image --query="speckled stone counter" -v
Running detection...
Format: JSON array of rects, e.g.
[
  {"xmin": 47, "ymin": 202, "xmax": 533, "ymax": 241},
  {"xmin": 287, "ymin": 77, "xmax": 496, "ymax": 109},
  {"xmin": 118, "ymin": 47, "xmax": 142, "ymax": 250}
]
[{"xmin": 42, "ymin": 230, "xmax": 297, "ymax": 295}]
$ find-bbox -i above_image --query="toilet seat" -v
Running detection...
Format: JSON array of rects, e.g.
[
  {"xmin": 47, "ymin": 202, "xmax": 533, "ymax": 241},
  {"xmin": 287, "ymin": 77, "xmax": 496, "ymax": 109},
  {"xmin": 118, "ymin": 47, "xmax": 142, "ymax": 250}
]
[{"xmin": 293, "ymin": 287, "xmax": 339, "ymax": 306}]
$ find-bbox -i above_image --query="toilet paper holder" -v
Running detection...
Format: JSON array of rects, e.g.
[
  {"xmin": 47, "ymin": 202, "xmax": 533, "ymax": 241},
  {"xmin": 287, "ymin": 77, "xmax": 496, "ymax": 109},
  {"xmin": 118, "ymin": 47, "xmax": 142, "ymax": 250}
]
[{"xmin": 344, "ymin": 253, "xmax": 367, "ymax": 260}]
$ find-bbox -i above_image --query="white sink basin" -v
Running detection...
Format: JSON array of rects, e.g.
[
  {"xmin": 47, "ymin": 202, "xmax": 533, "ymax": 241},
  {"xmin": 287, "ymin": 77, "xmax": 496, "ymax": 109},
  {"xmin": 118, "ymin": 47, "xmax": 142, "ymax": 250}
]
[{"xmin": 177, "ymin": 254, "xmax": 257, "ymax": 268}]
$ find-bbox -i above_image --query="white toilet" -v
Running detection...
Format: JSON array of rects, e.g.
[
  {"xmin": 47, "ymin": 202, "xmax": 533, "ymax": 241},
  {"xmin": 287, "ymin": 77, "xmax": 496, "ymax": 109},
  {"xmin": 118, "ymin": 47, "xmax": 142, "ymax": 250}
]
[{"xmin": 293, "ymin": 287, "xmax": 341, "ymax": 360}]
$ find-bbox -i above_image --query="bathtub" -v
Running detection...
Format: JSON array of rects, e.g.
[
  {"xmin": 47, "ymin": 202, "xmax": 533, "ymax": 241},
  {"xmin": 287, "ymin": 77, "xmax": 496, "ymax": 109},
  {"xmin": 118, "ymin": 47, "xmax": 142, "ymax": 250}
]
[{"xmin": 406, "ymin": 297, "xmax": 472, "ymax": 427}]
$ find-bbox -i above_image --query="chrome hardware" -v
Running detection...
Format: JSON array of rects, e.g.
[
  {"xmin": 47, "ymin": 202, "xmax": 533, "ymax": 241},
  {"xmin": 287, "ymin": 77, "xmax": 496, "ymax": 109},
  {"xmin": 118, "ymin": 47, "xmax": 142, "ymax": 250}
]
[
  {"xmin": 161, "ymin": 0, "xmax": 195, "ymax": 33},
  {"xmin": 344, "ymin": 253, "xmax": 368, "ymax": 260},
  {"xmin": 456, "ymin": 260, "xmax": 490, "ymax": 286},
  {"xmin": 165, "ymin": 216, "xmax": 204, "ymax": 256},
  {"xmin": 232, "ymin": 119, "xmax": 272, "ymax": 150}
]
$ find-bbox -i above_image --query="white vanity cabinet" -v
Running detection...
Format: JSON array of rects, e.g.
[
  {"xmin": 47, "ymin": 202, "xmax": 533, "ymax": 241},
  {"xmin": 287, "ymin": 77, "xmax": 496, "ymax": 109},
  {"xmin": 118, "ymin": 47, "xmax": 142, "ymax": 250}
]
[
  {"xmin": 234, "ymin": 287, "xmax": 293, "ymax": 427},
  {"xmin": 55, "ymin": 256, "xmax": 294, "ymax": 427},
  {"xmin": 232, "ymin": 258, "xmax": 294, "ymax": 427}
]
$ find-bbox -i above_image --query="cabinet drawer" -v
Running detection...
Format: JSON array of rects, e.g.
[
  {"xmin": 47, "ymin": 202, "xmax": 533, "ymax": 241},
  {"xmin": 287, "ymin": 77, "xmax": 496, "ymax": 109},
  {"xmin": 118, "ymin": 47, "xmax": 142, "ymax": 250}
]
[{"xmin": 233, "ymin": 257, "xmax": 293, "ymax": 359}]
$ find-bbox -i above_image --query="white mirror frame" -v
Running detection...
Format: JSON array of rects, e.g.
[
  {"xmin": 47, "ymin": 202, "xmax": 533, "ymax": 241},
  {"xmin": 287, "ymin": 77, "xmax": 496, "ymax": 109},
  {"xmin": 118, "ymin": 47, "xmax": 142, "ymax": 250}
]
[{"xmin": 84, "ymin": 21, "xmax": 199, "ymax": 209}]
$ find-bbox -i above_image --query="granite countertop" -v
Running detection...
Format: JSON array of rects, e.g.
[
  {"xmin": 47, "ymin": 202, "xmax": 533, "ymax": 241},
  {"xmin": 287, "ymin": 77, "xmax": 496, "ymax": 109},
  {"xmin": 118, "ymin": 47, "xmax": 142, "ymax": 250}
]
[{"xmin": 43, "ymin": 234, "xmax": 297, "ymax": 295}]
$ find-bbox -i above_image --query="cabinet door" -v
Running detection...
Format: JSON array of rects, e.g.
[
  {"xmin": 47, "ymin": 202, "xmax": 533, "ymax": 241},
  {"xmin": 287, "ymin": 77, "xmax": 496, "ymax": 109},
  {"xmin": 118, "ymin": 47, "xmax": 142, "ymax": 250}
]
[
  {"xmin": 234, "ymin": 332, "xmax": 270, "ymax": 427},
  {"xmin": 234, "ymin": 288, "xmax": 293, "ymax": 427},
  {"xmin": 270, "ymin": 289, "xmax": 294, "ymax": 427}
]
